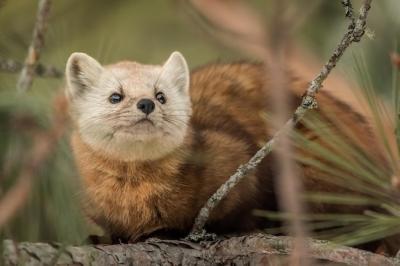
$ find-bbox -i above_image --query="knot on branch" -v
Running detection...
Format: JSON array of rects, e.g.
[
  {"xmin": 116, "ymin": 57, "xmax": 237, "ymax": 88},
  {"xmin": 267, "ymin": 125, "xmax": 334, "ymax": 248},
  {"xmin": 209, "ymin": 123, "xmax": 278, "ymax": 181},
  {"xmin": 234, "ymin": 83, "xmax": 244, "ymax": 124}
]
[
  {"xmin": 301, "ymin": 95, "xmax": 318, "ymax": 110},
  {"xmin": 185, "ymin": 229, "xmax": 217, "ymax": 242},
  {"xmin": 352, "ymin": 28, "xmax": 366, "ymax": 42}
]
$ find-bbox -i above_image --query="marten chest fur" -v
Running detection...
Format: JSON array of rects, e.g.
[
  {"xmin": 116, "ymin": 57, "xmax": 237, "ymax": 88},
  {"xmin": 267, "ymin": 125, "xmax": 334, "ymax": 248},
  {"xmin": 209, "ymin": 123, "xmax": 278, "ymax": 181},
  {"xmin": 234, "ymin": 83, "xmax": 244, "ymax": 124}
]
[{"xmin": 72, "ymin": 119, "xmax": 266, "ymax": 240}]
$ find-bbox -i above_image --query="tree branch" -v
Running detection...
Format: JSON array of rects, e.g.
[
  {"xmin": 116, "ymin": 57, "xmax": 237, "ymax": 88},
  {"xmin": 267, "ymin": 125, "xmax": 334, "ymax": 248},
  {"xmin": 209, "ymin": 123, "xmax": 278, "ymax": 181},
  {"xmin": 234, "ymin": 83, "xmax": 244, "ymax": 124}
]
[
  {"xmin": 3, "ymin": 233, "xmax": 399, "ymax": 266},
  {"xmin": 0, "ymin": 58, "xmax": 63, "ymax": 79},
  {"xmin": 188, "ymin": 0, "xmax": 373, "ymax": 240},
  {"xmin": 16, "ymin": 0, "xmax": 52, "ymax": 92}
]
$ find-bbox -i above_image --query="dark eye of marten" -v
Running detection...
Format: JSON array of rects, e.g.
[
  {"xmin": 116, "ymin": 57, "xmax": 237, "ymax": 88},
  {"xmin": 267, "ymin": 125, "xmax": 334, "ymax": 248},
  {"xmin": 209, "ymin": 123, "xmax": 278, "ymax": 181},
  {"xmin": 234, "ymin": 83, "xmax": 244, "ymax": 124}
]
[
  {"xmin": 109, "ymin": 93, "xmax": 124, "ymax": 104},
  {"xmin": 156, "ymin": 92, "xmax": 166, "ymax": 104}
]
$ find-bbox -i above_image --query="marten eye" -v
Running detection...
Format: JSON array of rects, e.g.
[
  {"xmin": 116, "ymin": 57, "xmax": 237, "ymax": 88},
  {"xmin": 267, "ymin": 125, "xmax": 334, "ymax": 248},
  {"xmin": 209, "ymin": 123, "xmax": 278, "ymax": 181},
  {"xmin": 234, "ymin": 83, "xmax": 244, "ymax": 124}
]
[
  {"xmin": 156, "ymin": 92, "xmax": 166, "ymax": 104},
  {"xmin": 109, "ymin": 93, "xmax": 124, "ymax": 104}
]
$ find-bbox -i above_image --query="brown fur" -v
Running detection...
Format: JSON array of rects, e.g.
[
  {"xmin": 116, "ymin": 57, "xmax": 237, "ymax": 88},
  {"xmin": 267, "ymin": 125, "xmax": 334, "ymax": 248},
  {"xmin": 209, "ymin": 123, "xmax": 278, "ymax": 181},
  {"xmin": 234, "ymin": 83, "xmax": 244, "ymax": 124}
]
[{"xmin": 71, "ymin": 62, "xmax": 389, "ymax": 242}]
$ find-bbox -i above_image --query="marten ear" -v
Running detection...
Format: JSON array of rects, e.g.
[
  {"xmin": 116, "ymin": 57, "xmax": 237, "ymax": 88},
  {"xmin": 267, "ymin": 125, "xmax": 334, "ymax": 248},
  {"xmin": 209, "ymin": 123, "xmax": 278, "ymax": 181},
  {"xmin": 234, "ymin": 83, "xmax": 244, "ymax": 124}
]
[
  {"xmin": 161, "ymin": 51, "xmax": 190, "ymax": 95},
  {"xmin": 65, "ymin": 52, "xmax": 104, "ymax": 100}
]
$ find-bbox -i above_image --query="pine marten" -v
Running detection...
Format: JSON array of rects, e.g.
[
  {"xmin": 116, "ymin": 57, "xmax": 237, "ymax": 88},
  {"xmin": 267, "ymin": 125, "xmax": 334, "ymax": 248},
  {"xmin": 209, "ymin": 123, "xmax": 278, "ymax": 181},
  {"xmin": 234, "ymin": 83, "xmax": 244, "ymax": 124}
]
[{"xmin": 65, "ymin": 51, "xmax": 389, "ymax": 244}]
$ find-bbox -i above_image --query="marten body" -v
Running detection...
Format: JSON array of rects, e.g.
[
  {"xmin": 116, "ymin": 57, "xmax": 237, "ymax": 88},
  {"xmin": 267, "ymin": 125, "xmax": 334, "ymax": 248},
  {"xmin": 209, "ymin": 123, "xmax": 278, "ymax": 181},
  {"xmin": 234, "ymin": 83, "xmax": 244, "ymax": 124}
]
[{"xmin": 66, "ymin": 52, "xmax": 386, "ymax": 242}]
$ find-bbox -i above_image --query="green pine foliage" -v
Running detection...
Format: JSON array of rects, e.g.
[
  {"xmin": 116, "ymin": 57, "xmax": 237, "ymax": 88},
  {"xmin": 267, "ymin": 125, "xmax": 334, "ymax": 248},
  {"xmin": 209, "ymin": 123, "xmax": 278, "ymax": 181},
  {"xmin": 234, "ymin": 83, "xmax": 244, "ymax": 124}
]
[{"xmin": 256, "ymin": 53, "xmax": 400, "ymax": 247}]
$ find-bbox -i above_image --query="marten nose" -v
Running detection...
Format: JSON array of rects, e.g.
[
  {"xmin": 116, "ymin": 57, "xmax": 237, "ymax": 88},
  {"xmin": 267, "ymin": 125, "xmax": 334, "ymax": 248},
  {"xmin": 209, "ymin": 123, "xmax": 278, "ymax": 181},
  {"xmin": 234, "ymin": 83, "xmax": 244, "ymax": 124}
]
[{"xmin": 137, "ymin": 99, "xmax": 155, "ymax": 115}]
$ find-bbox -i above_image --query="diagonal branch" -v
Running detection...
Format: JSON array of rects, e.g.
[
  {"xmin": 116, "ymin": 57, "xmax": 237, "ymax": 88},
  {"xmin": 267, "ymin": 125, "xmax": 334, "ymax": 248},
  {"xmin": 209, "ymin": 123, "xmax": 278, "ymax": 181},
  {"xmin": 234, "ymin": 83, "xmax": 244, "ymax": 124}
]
[
  {"xmin": 187, "ymin": 0, "xmax": 373, "ymax": 240},
  {"xmin": 17, "ymin": 0, "xmax": 52, "ymax": 92}
]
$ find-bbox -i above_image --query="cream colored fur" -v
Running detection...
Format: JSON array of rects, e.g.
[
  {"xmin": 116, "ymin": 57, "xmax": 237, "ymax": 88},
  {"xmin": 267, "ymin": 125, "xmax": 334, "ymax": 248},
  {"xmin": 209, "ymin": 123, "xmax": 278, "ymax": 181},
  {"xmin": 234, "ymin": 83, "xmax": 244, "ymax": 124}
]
[{"xmin": 65, "ymin": 52, "xmax": 191, "ymax": 161}]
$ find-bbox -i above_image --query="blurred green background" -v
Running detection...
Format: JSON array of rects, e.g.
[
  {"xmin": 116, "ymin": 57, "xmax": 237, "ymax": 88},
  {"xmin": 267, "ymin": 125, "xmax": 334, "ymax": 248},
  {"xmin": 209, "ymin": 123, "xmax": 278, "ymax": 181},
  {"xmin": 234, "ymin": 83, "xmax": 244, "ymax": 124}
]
[{"xmin": 0, "ymin": 0, "xmax": 399, "ymax": 245}]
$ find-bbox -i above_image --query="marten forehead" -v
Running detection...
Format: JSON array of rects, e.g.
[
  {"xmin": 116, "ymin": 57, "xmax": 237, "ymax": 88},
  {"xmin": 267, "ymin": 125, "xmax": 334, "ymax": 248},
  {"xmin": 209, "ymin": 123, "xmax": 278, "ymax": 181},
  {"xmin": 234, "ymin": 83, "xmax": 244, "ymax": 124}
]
[{"xmin": 106, "ymin": 62, "xmax": 162, "ymax": 88}]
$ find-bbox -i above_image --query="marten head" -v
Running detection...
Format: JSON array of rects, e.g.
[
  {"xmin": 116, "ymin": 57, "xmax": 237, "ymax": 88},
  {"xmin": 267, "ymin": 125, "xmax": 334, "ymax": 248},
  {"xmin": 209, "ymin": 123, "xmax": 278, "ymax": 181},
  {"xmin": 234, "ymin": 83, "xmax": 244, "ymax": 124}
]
[{"xmin": 65, "ymin": 52, "xmax": 191, "ymax": 161}]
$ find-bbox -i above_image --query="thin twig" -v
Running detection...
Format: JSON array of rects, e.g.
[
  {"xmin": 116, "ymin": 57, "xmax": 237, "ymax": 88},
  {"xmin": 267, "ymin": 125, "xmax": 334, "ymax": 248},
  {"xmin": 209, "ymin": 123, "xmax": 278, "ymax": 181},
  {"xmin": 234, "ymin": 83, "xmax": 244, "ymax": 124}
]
[
  {"xmin": 0, "ymin": 58, "xmax": 63, "ymax": 78},
  {"xmin": 188, "ymin": 0, "xmax": 373, "ymax": 240},
  {"xmin": 17, "ymin": 0, "xmax": 52, "ymax": 92}
]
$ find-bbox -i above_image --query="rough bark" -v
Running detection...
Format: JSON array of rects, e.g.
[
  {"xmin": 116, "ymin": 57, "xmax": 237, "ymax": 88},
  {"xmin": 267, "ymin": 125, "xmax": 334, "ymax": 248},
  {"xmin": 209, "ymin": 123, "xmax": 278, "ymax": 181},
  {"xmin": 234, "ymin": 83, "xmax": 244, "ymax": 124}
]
[{"xmin": 3, "ymin": 234, "xmax": 400, "ymax": 266}]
